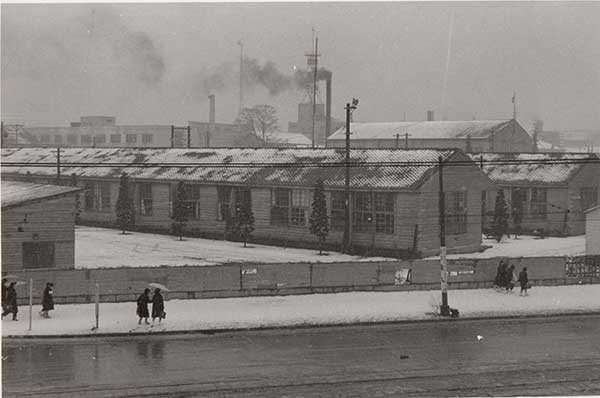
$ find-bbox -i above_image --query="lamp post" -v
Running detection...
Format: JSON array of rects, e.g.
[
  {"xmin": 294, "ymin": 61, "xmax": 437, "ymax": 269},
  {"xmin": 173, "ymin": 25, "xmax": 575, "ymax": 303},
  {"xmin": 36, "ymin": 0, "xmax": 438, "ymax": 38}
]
[{"xmin": 343, "ymin": 98, "xmax": 358, "ymax": 254}]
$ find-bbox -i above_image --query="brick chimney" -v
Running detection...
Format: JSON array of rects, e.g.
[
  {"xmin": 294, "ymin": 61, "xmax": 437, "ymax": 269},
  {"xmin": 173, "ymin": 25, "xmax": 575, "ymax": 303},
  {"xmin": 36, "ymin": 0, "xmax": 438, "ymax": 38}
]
[{"xmin": 207, "ymin": 94, "xmax": 215, "ymax": 147}]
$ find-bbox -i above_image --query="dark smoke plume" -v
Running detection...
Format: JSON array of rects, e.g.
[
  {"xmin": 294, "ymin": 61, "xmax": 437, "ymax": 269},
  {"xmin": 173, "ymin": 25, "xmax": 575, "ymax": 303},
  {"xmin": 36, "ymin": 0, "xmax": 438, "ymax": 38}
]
[
  {"xmin": 199, "ymin": 57, "xmax": 331, "ymax": 97},
  {"xmin": 89, "ymin": 8, "xmax": 165, "ymax": 85}
]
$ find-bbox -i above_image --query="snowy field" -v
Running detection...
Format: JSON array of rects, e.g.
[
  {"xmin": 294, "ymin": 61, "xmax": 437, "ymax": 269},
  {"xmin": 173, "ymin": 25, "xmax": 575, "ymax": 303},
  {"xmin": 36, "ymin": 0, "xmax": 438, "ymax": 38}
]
[
  {"xmin": 75, "ymin": 227, "xmax": 394, "ymax": 268},
  {"xmin": 425, "ymin": 234, "xmax": 585, "ymax": 260},
  {"xmin": 76, "ymin": 227, "xmax": 585, "ymax": 269},
  {"xmin": 2, "ymin": 285, "xmax": 599, "ymax": 337}
]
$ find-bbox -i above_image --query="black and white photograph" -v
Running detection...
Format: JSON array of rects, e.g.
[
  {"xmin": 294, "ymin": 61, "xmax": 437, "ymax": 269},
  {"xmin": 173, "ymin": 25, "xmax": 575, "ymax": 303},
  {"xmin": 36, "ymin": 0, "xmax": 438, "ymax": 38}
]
[{"xmin": 1, "ymin": 1, "xmax": 600, "ymax": 396}]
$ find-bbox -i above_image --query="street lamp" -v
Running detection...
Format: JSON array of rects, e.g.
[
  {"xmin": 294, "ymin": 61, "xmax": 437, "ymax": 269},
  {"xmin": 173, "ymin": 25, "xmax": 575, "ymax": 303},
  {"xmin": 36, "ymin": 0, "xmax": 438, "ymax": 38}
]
[{"xmin": 343, "ymin": 98, "xmax": 358, "ymax": 254}]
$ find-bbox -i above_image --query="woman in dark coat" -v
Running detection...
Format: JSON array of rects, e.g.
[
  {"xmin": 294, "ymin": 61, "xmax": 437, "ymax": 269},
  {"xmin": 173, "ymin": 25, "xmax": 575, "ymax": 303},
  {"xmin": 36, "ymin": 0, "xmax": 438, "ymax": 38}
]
[
  {"xmin": 495, "ymin": 261, "xmax": 507, "ymax": 289},
  {"xmin": 151, "ymin": 288, "xmax": 165, "ymax": 323},
  {"xmin": 2, "ymin": 282, "xmax": 18, "ymax": 321},
  {"xmin": 505, "ymin": 265, "xmax": 516, "ymax": 292},
  {"xmin": 41, "ymin": 282, "xmax": 54, "ymax": 318},
  {"xmin": 1, "ymin": 278, "xmax": 8, "ymax": 315},
  {"xmin": 518, "ymin": 267, "xmax": 529, "ymax": 296},
  {"xmin": 137, "ymin": 288, "xmax": 151, "ymax": 325}
]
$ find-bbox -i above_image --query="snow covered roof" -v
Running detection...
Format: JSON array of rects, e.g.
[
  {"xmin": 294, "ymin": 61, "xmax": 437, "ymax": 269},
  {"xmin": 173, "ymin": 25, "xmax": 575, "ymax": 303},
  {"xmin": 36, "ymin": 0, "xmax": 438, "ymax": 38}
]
[
  {"xmin": 1, "ymin": 180, "xmax": 82, "ymax": 209},
  {"xmin": 585, "ymin": 205, "xmax": 600, "ymax": 214},
  {"xmin": 468, "ymin": 152, "xmax": 600, "ymax": 185},
  {"xmin": 328, "ymin": 120, "xmax": 514, "ymax": 141},
  {"xmin": 269, "ymin": 132, "xmax": 312, "ymax": 147},
  {"xmin": 1, "ymin": 147, "xmax": 464, "ymax": 191}
]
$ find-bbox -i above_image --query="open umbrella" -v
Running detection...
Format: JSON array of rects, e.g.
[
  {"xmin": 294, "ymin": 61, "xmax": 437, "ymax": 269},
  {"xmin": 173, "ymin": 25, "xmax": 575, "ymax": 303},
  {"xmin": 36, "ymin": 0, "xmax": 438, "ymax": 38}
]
[
  {"xmin": 2, "ymin": 275, "xmax": 20, "ymax": 281},
  {"xmin": 148, "ymin": 282, "xmax": 170, "ymax": 292},
  {"xmin": 14, "ymin": 281, "xmax": 28, "ymax": 287}
]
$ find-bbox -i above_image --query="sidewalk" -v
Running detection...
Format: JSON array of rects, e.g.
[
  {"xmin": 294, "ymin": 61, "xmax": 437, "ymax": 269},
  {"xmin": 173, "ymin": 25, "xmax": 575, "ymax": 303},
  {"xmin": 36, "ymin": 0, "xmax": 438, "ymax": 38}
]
[{"xmin": 2, "ymin": 285, "xmax": 599, "ymax": 338}]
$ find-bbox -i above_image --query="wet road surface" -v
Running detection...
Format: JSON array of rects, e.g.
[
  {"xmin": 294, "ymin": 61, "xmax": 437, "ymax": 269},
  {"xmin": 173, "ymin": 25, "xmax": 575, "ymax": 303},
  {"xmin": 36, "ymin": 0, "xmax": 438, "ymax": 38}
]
[{"xmin": 3, "ymin": 315, "xmax": 600, "ymax": 397}]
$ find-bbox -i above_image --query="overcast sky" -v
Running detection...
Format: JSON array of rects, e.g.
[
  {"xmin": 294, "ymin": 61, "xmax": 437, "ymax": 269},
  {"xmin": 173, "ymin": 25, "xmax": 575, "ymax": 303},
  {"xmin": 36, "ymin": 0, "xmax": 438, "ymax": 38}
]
[{"xmin": 2, "ymin": 2, "xmax": 599, "ymax": 131}]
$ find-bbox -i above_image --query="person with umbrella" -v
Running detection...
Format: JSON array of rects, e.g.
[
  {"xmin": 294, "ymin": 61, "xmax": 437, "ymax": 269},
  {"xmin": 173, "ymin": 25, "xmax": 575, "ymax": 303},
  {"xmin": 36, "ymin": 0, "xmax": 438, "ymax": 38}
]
[
  {"xmin": 2, "ymin": 282, "xmax": 18, "ymax": 321},
  {"xmin": 151, "ymin": 288, "xmax": 165, "ymax": 324},
  {"xmin": 136, "ymin": 288, "xmax": 151, "ymax": 325},
  {"xmin": 40, "ymin": 282, "xmax": 54, "ymax": 318}
]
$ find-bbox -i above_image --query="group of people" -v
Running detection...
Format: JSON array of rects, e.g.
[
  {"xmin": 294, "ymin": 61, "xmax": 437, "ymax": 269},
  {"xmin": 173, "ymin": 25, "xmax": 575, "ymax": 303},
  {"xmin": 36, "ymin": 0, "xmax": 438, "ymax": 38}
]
[
  {"xmin": 136, "ymin": 288, "xmax": 165, "ymax": 325},
  {"xmin": 1, "ymin": 280, "xmax": 54, "ymax": 321},
  {"xmin": 494, "ymin": 261, "xmax": 530, "ymax": 296}
]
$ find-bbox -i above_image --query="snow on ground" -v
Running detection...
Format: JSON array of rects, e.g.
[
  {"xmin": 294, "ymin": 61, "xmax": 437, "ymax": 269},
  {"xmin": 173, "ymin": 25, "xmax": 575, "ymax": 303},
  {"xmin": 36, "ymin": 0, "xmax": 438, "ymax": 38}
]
[
  {"xmin": 2, "ymin": 285, "xmax": 598, "ymax": 337},
  {"xmin": 75, "ymin": 227, "xmax": 394, "ymax": 268},
  {"xmin": 425, "ymin": 235, "xmax": 585, "ymax": 260}
]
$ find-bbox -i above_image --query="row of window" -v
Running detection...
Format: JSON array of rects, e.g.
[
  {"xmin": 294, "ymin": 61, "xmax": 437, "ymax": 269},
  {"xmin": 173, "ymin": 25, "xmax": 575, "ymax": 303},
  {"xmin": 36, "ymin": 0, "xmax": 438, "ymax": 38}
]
[
  {"xmin": 78, "ymin": 182, "xmax": 473, "ymax": 236},
  {"xmin": 503, "ymin": 186, "xmax": 598, "ymax": 220},
  {"xmin": 39, "ymin": 133, "xmax": 154, "ymax": 145}
]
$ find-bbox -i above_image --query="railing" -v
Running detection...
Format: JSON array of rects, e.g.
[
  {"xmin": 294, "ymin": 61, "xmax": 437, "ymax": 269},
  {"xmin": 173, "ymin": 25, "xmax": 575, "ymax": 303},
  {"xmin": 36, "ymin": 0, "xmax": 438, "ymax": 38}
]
[{"xmin": 565, "ymin": 255, "xmax": 600, "ymax": 278}]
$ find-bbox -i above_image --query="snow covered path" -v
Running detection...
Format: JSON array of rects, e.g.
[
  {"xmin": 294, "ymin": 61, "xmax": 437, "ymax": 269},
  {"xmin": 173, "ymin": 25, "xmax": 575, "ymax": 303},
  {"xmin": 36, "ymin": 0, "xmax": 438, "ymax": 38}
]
[
  {"xmin": 425, "ymin": 235, "xmax": 585, "ymax": 260},
  {"xmin": 75, "ymin": 226, "xmax": 393, "ymax": 268},
  {"xmin": 3, "ymin": 285, "xmax": 599, "ymax": 337}
]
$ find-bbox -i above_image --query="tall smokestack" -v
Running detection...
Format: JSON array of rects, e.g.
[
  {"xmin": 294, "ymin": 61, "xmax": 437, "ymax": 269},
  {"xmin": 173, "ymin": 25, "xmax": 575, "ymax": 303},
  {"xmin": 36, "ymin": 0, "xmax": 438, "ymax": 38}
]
[
  {"xmin": 208, "ymin": 94, "xmax": 215, "ymax": 147},
  {"xmin": 427, "ymin": 110, "xmax": 435, "ymax": 121},
  {"xmin": 325, "ymin": 75, "xmax": 332, "ymax": 140}
]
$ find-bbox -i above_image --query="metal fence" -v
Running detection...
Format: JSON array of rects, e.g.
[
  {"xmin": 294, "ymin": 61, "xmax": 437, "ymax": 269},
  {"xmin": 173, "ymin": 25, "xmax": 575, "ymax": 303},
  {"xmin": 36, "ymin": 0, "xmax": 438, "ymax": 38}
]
[{"xmin": 565, "ymin": 255, "xmax": 600, "ymax": 278}]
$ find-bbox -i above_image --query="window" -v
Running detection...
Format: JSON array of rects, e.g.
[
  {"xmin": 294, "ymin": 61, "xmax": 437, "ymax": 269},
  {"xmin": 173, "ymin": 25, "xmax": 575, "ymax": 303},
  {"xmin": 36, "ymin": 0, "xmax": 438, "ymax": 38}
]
[
  {"xmin": 54, "ymin": 135, "xmax": 63, "ymax": 144},
  {"xmin": 271, "ymin": 188, "xmax": 290, "ymax": 226},
  {"xmin": 446, "ymin": 191, "xmax": 468, "ymax": 235},
  {"xmin": 67, "ymin": 134, "xmax": 78, "ymax": 145},
  {"xmin": 374, "ymin": 193, "xmax": 394, "ymax": 234},
  {"xmin": 94, "ymin": 134, "xmax": 106, "ymax": 145},
  {"xmin": 291, "ymin": 190, "xmax": 310, "ymax": 226},
  {"xmin": 126, "ymin": 134, "xmax": 137, "ymax": 144},
  {"xmin": 510, "ymin": 187, "xmax": 526, "ymax": 217},
  {"xmin": 139, "ymin": 183, "xmax": 153, "ymax": 216},
  {"xmin": 22, "ymin": 242, "xmax": 55, "ymax": 268},
  {"xmin": 581, "ymin": 187, "xmax": 598, "ymax": 211},
  {"xmin": 83, "ymin": 182, "xmax": 111, "ymax": 212},
  {"xmin": 81, "ymin": 135, "xmax": 92, "ymax": 145},
  {"xmin": 217, "ymin": 186, "xmax": 233, "ymax": 221},
  {"xmin": 530, "ymin": 188, "xmax": 547, "ymax": 219},
  {"xmin": 331, "ymin": 191, "xmax": 346, "ymax": 231},
  {"xmin": 173, "ymin": 184, "xmax": 201, "ymax": 219},
  {"xmin": 40, "ymin": 134, "xmax": 50, "ymax": 144},
  {"xmin": 142, "ymin": 134, "xmax": 153, "ymax": 144},
  {"xmin": 353, "ymin": 192, "xmax": 374, "ymax": 233},
  {"xmin": 110, "ymin": 134, "xmax": 122, "ymax": 144}
]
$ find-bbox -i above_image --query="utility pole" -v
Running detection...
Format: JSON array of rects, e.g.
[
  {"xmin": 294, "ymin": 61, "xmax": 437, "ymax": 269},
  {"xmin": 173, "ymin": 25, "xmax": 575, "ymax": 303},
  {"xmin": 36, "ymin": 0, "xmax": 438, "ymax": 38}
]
[
  {"xmin": 395, "ymin": 133, "xmax": 400, "ymax": 149},
  {"xmin": 311, "ymin": 36, "xmax": 319, "ymax": 149},
  {"xmin": 438, "ymin": 155, "xmax": 450, "ymax": 316},
  {"xmin": 405, "ymin": 133, "xmax": 410, "ymax": 149},
  {"xmin": 238, "ymin": 40, "xmax": 244, "ymax": 115},
  {"xmin": 170, "ymin": 125, "xmax": 175, "ymax": 148},
  {"xmin": 343, "ymin": 99, "xmax": 358, "ymax": 254},
  {"xmin": 187, "ymin": 125, "xmax": 191, "ymax": 148}
]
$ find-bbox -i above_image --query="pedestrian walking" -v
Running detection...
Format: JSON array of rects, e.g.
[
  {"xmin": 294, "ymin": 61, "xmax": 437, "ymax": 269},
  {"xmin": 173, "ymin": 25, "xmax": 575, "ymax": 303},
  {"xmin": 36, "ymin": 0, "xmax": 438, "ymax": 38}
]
[
  {"xmin": 494, "ymin": 260, "xmax": 507, "ymax": 289},
  {"xmin": 2, "ymin": 282, "xmax": 18, "ymax": 320},
  {"xmin": 136, "ymin": 288, "xmax": 151, "ymax": 325},
  {"xmin": 518, "ymin": 267, "xmax": 530, "ymax": 296},
  {"xmin": 1, "ymin": 278, "xmax": 8, "ymax": 316},
  {"xmin": 505, "ymin": 265, "xmax": 517, "ymax": 292},
  {"xmin": 40, "ymin": 282, "xmax": 54, "ymax": 318},
  {"xmin": 151, "ymin": 288, "xmax": 165, "ymax": 323}
]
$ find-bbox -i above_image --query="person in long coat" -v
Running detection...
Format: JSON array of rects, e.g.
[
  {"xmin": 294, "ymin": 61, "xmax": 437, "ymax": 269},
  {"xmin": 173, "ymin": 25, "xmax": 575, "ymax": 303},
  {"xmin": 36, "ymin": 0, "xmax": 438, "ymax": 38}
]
[
  {"xmin": 505, "ymin": 265, "xmax": 517, "ymax": 292},
  {"xmin": 1, "ymin": 278, "xmax": 8, "ymax": 315},
  {"xmin": 41, "ymin": 282, "xmax": 54, "ymax": 318},
  {"xmin": 518, "ymin": 267, "xmax": 529, "ymax": 296},
  {"xmin": 151, "ymin": 288, "xmax": 165, "ymax": 323},
  {"xmin": 2, "ymin": 282, "xmax": 18, "ymax": 320},
  {"xmin": 494, "ymin": 261, "xmax": 507, "ymax": 289},
  {"xmin": 137, "ymin": 288, "xmax": 151, "ymax": 325}
]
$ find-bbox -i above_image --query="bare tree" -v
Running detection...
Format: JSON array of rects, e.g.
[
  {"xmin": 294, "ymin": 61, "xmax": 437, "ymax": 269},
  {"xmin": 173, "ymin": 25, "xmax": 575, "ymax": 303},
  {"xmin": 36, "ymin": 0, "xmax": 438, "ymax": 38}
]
[{"xmin": 235, "ymin": 105, "xmax": 279, "ymax": 147}]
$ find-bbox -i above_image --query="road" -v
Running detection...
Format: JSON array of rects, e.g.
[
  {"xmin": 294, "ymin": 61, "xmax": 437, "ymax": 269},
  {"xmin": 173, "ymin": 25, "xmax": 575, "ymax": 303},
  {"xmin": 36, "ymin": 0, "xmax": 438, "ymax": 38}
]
[{"xmin": 3, "ymin": 315, "xmax": 600, "ymax": 397}]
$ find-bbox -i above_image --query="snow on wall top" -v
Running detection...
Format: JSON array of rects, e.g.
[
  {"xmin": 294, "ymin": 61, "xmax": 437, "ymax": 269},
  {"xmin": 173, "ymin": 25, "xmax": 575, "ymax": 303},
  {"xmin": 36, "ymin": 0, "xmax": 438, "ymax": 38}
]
[
  {"xmin": 1, "ymin": 180, "xmax": 81, "ymax": 209},
  {"xmin": 328, "ymin": 120, "xmax": 513, "ymax": 141},
  {"xmin": 468, "ymin": 152, "xmax": 599, "ymax": 185},
  {"xmin": 1, "ymin": 147, "xmax": 459, "ymax": 191}
]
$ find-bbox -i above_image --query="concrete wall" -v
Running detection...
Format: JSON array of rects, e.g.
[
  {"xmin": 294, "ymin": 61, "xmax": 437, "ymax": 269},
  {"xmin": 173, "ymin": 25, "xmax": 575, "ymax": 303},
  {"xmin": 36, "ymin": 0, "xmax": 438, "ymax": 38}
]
[
  {"xmin": 1, "ymin": 195, "xmax": 77, "ymax": 271},
  {"xmin": 5, "ymin": 256, "xmax": 598, "ymax": 305},
  {"xmin": 586, "ymin": 207, "xmax": 600, "ymax": 255}
]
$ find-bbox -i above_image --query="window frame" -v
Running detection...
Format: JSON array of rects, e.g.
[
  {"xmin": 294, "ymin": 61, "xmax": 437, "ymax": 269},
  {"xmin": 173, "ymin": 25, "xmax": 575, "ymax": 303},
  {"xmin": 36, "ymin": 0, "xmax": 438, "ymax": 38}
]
[
  {"xmin": 139, "ymin": 183, "xmax": 153, "ymax": 216},
  {"xmin": 445, "ymin": 191, "xmax": 468, "ymax": 235},
  {"xmin": 270, "ymin": 188, "xmax": 290, "ymax": 226},
  {"xmin": 529, "ymin": 187, "xmax": 548, "ymax": 219},
  {"xmin": 330, "ymin": 191, "xmax": 346, "ymax": 232},
  {"xmin": 22, "ymin": 242, "xmax": 55, "ymax": 269}
]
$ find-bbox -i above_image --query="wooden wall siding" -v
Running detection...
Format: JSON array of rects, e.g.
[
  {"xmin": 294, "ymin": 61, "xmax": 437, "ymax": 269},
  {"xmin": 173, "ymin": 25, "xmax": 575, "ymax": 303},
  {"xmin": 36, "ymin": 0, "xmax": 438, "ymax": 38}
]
[
  {"xmin": 493, "ymin": 123, "xmax": 535, "ymax": 153},
  {"xmin": 23, "ymin": 168, "xmax": 487, "ymax": 254},
  {"xmin": 418, "ymin": 160, "xmax": 490, "ymax": 255},
  {"xmin": 568, "ymin": 162, "xmax": 600, "ymax": 235},
  {"xmin": 1, "ymin": 196, "xmax": 77, "ymax": 271},
  {"xmin": 586, "ymin": 208, "xmax": 600, "ymax": 255}
]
